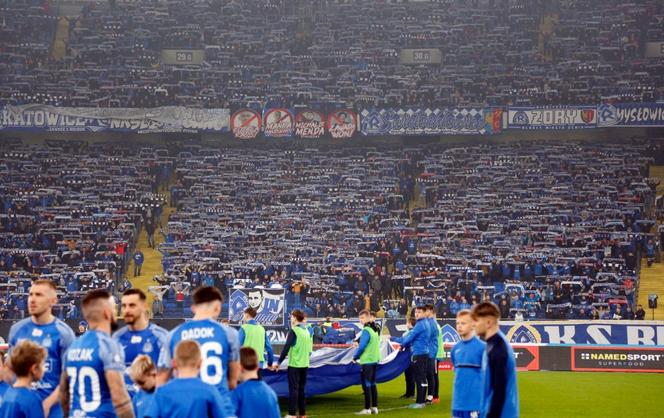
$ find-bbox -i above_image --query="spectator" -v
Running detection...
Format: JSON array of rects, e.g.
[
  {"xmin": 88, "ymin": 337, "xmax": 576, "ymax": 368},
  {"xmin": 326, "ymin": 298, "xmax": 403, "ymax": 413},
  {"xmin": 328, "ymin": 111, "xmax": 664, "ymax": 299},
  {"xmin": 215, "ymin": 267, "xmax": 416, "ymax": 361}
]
[{"xmin": 133, "ymin": 250, "xmax": 145, "ymax": 277}]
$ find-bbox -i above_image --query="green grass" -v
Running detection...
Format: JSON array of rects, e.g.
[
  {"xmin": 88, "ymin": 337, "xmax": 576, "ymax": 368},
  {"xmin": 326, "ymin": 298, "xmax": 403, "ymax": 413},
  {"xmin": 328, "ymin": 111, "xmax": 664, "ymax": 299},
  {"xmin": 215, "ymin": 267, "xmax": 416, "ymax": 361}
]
[{"xmin": 279, "ymin": 371, "xmax": 664, "ymax": 417}]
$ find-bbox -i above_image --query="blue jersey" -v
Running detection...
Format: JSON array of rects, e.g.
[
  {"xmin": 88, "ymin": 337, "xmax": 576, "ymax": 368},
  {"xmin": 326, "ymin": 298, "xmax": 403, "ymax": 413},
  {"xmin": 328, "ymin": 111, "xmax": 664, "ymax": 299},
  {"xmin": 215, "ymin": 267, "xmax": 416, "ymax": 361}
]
[
  {"xmin": 391, "ymin": 318, "xmax": 429, "ymax": 356},
  {"xmin": 427, "ymin": 318, "xmax": 439, "ymax": 359},
  {"xmin": 231, "ymin": 379, "xmax": 280, "ymax": 418},
  {"xmin": 145, "ymin": 377, "xmax": 229, "ymax": 418},
  {"xmin": 8, "ymin": 318, "xmax": 75, "ymax": 418},
  {"xmin": 0, "ymin": 386, "xmax": 45, "ymax": 418},
  {"xmin": 0, "ymin": 381, "xmax": 9, "ymax": 398},
  {"xmin": 451, "ymin": 336, "xmax": 486, "ymax": 412},
  {"xmin": 132, "ymin": 389, "xmax": 156, "ymax": 418},
  {"xmin": 158, "ymin": 318, "xmax": 239, "ymax": 396},
  {"xmin": 63, "ymin": 330, "xmax": 126, "ymax": 418},
  {"xmin": 481, "ymin": 331, "xmax": 519, "ymax": 418},
  {"xmin": 113, "ymin": 323, "xmax": 168, "ymax": 393}
]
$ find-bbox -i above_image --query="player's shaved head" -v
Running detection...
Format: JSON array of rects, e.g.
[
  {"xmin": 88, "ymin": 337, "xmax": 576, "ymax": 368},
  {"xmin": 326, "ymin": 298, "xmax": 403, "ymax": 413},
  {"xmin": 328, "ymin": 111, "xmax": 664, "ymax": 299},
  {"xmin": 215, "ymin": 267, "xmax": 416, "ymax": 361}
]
[{"xmin": 82, "ymin": 290, "xmax": 114, "ymax": 324}]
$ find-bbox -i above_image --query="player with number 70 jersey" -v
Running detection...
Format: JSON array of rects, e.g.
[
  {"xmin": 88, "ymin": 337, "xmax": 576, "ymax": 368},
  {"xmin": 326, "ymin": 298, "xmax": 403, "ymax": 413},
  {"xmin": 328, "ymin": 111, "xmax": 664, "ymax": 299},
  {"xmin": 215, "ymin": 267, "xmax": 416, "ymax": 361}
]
[
  {"xmin": 157, "ymin": 287, "xmax": 240, "ymax": 416},
  {"xmin": 63, "ymin": 330, "xmax": 126, "ymax": 417}
]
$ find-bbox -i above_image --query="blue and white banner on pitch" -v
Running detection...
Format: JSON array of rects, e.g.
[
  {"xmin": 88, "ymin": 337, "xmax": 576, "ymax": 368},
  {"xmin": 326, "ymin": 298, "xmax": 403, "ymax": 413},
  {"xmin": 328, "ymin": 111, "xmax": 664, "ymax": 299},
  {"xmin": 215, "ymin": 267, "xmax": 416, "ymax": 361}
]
[
  {"xmin": 360, "ymin": 108, "xmax": 492, "ymax": 135},
  {"xmin": 0, "ymin": 104, "xmax": 229, "ymax": 133},
  {"xmin": 507, "ymin": 106, "xmax": 597, "ymax": 130},
  {"xmin": 597, "ymin": 103, "xmax": 664, "ymax": 127}
]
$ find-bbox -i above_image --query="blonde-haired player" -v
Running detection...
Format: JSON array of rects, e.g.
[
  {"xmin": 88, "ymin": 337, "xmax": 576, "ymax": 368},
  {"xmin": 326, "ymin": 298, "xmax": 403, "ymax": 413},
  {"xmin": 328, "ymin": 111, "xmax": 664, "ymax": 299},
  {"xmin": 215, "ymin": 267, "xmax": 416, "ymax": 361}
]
[{"xmin": 128, "ymin": 355, "xmax": 157, "ymax": 418}]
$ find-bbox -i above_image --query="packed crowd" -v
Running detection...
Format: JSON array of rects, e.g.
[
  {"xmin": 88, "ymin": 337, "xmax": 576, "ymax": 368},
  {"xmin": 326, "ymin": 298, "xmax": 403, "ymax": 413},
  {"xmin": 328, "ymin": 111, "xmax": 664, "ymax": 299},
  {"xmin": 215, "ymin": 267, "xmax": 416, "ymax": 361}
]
[
  {"xmin": 0, "ymin": 140, "xmax": 171, "ymax": 320},
  {"xmin": 1, "ymin": 0, "xmax": 663, "ymax": 108},
  {"xmin": 156, "ymin": 142, "xmax": 660, "ymax": 321}
]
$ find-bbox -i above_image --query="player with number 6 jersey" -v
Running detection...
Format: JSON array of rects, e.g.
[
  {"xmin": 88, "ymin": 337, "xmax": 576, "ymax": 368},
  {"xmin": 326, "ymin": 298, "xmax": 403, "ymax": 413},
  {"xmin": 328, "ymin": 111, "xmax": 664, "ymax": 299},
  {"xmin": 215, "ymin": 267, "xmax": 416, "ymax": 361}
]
[{"xmin": 157, "ymin": 286, "xmax": 239, "ymax": 416}]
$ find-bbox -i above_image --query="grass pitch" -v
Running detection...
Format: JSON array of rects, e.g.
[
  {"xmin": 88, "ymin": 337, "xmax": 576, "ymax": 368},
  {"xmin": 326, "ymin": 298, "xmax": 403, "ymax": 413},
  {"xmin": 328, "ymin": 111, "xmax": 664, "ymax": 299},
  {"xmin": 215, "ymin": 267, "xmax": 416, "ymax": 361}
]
[{"xmin": 280, "ymin": 371, "xmax": 664, "ymax": 417}]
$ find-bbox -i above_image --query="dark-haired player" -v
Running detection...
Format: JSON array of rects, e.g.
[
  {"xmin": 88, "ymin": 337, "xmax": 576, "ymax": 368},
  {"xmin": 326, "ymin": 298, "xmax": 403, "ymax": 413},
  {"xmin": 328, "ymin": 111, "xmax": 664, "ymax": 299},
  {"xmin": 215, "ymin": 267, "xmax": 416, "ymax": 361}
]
[
  {"xmin": 157, "ymin": 286, "xmax": 239, "ymax": 416},
  {"xmin": 239, "ymin": 307, "xmax": 274, "ymax": 369},
  {"xmin": 113, "ymin": 289, "xmax": 167, "ymax": 396},
  {"xmin": 471, "ymin": 302, "xmax": 519, "ymax": 418},
  {"xmin": 275, "ymin": 309, "xmax": 313, "ymax": 418},
  {"xmin": 231, "ymin": 347, "xmax": 280, "ymax": 418}
]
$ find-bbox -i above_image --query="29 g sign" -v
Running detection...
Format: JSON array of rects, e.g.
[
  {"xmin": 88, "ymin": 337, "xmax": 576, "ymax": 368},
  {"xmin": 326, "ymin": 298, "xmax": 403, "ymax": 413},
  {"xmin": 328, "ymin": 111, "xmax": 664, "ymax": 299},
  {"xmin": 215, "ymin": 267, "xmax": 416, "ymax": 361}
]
[{"xmin": 175, "ymin": 51, "xmax": 194, "ymax": 63}]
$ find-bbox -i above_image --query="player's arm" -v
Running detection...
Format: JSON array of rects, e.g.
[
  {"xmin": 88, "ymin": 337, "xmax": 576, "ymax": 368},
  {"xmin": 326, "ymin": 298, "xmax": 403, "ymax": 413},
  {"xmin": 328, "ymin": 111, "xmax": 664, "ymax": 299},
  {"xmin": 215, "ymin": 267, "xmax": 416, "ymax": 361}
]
[
  {"xmin": 59, "ymin": 371, "xmax": 70, "ymax": 418},
  {"xmin": 277, "ymin": 329, "xmax": 296, "ymax": 366},
  {"xmin": 238, "ymin": 327, "xmax": 245, "ymax": 346},
  {"xmin": 106, "ymin": 370, "xmax": 135, "ymax": 418},
  {"xmin": 353, "ymin": 329, "xmax": 370, "ymax": 361},
  {"xmin": 226, "ymin": 324, "xmax": 241, "ymax": 389},
  {"xmin": 227, "ymin": 360, "xmax": 240, "ymax": 390},
  {"xmin": 486, "ymin": 343, "xmax": 509, "ymax": 418},
  {"xmin": 264, "ymin": 332, "xmax": 274, "ymax": 366},
  {"xmin": 43, "ymin": 385, "xmax": 62, "ymax": 417}
]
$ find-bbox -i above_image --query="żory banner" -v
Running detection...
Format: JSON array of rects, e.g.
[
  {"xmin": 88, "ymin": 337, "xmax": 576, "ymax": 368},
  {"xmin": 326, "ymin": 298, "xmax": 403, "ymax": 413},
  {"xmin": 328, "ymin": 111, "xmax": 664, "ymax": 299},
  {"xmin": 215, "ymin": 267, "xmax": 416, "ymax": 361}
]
[
  {"xmin": 0, "ymin": 104, "xmax": 229, "ymax": 133},
  {"xmin": 507, "ymin": 106, "xmax": 596, "ymax": 130}
]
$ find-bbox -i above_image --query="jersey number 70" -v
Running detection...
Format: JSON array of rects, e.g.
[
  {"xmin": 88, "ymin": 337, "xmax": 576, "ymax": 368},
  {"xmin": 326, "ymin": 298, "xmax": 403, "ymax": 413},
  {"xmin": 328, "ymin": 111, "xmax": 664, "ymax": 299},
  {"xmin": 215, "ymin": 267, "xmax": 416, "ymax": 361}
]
[{"xmin": 67, "ymin": 366, "xmax": 101, "ymax": 413}]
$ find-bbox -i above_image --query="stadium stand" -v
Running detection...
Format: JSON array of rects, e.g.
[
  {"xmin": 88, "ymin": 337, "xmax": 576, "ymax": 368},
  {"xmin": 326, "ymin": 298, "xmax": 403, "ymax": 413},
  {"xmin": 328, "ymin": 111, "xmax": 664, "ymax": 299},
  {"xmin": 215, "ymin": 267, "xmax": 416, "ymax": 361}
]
[
  {"xmin": 0, "ymin": 0, "xmax": 662, "ymax": 108},
  {"xmin": 0, "ymin": 141, "xmax": 171, "ymax": 320}
]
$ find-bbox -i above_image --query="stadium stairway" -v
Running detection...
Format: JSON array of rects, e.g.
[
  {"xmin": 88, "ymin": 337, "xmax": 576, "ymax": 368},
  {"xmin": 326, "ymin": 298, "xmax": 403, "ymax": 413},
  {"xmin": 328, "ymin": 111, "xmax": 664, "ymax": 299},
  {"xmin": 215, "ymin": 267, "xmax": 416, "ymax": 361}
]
[
  {"xmin": 127, "ymin": 197, "xmax": 174, "ymax": 314},
  {"xmin": 51, "ymin": 17, "xmax": 69, "ymax": 61},
  {"xmin": 538, "ymin": 13, "xmax": 559, "ymax": 62},
  {"xmin": 637, "ymin": 165, "xmax": 664, "ymax": 320}
]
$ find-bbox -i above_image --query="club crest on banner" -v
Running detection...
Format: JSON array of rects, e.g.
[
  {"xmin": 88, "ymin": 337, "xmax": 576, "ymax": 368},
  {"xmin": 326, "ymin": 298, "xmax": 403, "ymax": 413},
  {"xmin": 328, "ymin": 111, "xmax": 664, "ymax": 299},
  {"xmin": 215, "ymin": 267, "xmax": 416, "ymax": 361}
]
[
  {"xmin": 505, "ymin": 323, "xmax": 542, "ymax": 344},
  {"xmin": 440, "ymin": 324, "xmax": 461, "ymax": 343},
  {"xmin": 597, "ymin": 104, "xmax": 618, "ymax": 126}
]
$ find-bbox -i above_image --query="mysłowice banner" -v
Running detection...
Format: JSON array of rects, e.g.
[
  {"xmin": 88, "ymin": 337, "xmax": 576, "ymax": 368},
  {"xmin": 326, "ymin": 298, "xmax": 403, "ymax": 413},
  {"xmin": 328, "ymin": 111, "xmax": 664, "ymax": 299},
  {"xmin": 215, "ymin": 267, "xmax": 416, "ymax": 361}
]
[
  {"xmin": 507, "ymin": 106, "xmax": 597, "ymax": 130},
  {"xmin": 597, "ymin": 102, "xmax": 664, "ymax": 127},
  {"xmin": 359, "ymin": 107, "xmax": 500, "ymax": 135},
  {"xmin": 0, "ymin": 104, "xmax": 229, "ymax": 133}
]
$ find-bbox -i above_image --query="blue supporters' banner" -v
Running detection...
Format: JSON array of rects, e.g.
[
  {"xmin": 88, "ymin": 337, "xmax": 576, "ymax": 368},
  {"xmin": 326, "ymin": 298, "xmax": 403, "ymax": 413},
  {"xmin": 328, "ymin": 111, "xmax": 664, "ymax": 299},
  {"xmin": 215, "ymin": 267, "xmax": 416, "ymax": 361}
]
[
  {"xmin": 0, "ymin": 104, "xmax": 229, "ymax": 133},
  {"xmin": 228, "ymin": 288, "xmax": 285, "ymax": 326},
  {"xmin": 359, "ymin": 108, "xmax": 491, "ymax": 136},
  {"xmin": 386, "ymin": 320, "xmax": 664, "ymax": 346},
  {"xmin": 262, "ymin": 107, "xmax": 295, "ymax": 137},
  {"xmin": 263, "ymin": 341, "xmax": 410, "ymax": 397},
  {"xmin": 597, "ymin": 103, "xmax": 664, "ymax": 127},
  {"xmin": 507, "ymin": 106, "xmax": 596, "ymax": 130}
]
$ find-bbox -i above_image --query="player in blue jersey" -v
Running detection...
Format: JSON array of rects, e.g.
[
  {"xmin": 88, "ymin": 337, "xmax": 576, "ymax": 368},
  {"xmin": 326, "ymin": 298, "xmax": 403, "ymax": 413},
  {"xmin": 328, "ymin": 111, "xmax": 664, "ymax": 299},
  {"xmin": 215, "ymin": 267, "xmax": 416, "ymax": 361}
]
[
  {"xmin": 424, "ymin": 304, "xmax": 439, "ymax": 405},
  {"xmin": 7, "ymin": 279, "xmax": 75, "ymax": 418},
  {"xmin": 451, "ymin": 309, "xmax": 486, "ymax": 418},
  {"xmin": 113, "ymin": 289, "xmax": 167, "ymax": 397},
  {"xmin": 128, "ymin": 355, "xmax": 158, "ymax": 418},
  {"xmin": 0, "ymin": 354, "xmax": 10, "ymax": 398},
  {"xmin": 0, "ymin": 339, "xmax": 47, "ymax": 418},
  {"xmin": 59, "ymin": 290, "xmax": 134, "ymax": 418},
  {"xmin": 157, "ymin": 286, "xmax": 239, "ymax": 415},
  {"xmin": 390, "ymin": 306, "xmax": 430, "ymax": 409},
  {"xmin": 147, "ymin": 340, "xmax": 229, "ymax": 418},
  {"xmin": 472, "ymin": 302, "xmax": 519, "ymax": 418},
  {"xmin": 231, "ymin": 347, "xmax": 280, "ymax": 418}
]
